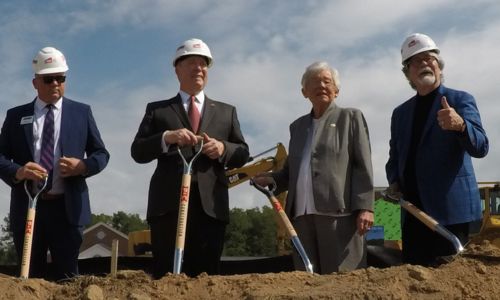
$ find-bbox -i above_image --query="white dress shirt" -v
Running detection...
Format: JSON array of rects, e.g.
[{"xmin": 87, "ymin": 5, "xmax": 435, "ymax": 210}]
[
  {"xmin": 161, "ymin": 90, "xmax": 205, "ymax": 152},
  {"xmin": 33, "ymin": 97, "xmax": 64, "ymax": 194}
]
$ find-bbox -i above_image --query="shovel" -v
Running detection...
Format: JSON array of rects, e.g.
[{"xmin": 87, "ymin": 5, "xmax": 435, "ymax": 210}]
[
  {"xmin": 381, "ymin": 190, "xmax": 464, "ymax": 256},
  {"xmin": 251, "ymin": 179, "xmax": 314, "ymax": 274},
  {"xmin": 20, "ymin": 176, "xmax": 48, "ymax": 279},
  {"xmin": 173, "ymin": 140, "xmax": 204, "ymax": 275}
]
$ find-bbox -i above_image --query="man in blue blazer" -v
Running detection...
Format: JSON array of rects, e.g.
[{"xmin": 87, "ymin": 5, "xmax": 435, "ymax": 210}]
[
  {"xmin": 0, "ymin": 47, "xmax": 109, "ymax": 280},
  {"xmin": 386, "ymin": 34, "xmax": 488, "ymax": 265}
]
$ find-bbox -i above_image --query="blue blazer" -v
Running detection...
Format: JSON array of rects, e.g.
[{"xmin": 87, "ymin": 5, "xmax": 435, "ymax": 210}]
[
  {"xmin": 0, "ymin": 97, "xmax": 109, "ymax": 231},
  {"xmin": 386, "ymin": 85, "xmax": 488, "ymax": 225}
]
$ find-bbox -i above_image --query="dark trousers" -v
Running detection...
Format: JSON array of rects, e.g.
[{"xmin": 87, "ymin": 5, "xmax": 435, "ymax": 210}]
[
  {"xmin": 13, "ymin": 197, "xmax": 83, "ymax": 281},
  {"xmin": 149, "ymin": 184, "xmax": 226, "ymax": 279},
  {"xmin": 402, "ymin": 211, "xmax": 469, "ymax": 266}
]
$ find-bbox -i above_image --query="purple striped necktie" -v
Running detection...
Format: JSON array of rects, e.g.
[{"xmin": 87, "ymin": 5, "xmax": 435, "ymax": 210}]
[{"xmin": 39, "ymin": 104, "xmax": 54, "ymax": 189}]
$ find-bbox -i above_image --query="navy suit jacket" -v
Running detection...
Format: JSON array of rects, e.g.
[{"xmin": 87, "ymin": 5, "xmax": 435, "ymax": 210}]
[
  {"xmin": 131, "ymin": 94, "xmax": 249, "ymax": 223},
  {"xmin": 386, "ymin": 85, "xmax": 488, "ymax": 225},
  {"xmin": 0, "ymin": 97, "xmax": 109, "ymax": 231}
]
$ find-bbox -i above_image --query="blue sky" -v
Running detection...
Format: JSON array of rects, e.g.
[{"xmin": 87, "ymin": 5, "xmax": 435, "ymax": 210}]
[{"xmin": 1, "ymin": 0, "xmax": 499, "ymax": 220}]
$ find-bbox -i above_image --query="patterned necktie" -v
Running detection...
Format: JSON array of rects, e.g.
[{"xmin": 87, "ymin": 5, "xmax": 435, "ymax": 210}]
[
  {"xmin": 188, "ymin": 96, "xmax": 200, "ymax": 133},
  {"xmin": 39, "ymin": 104, "xmax": 54, "ymax": 186}
]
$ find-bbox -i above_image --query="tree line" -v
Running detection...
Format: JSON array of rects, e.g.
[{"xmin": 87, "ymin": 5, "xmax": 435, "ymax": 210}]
[{"xmin": 0, "ymin": 207, "xmax": 282, "ymax": 265}]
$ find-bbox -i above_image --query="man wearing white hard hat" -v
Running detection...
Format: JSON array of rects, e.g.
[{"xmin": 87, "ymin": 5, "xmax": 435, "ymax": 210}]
[
  {"xmin": 385, "ymin": 33, "xmax": 488, "ymax": 265},
  {"xmin": 0, "ymin": 47, "xmax": 109, "ymax": 280},
  {"xmin": 131, "ymin": 38, "xmax": 249, "ymax": 278}
]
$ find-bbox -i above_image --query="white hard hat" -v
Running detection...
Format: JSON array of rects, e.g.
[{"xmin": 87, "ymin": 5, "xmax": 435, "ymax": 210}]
[
  {"xmin": 401, "ymin": 33, "xmax": 440, "ymax": 64},
  {"xmin": 32, "ymin": 47, "xmax": 69, "ymax": 75},
  {"xmin": 173, "ymin": 38, "xmax": 213, "ymax": 67}
]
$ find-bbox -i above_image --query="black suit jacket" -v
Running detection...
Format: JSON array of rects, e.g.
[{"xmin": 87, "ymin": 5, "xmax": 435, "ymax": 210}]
[{"xmin": 131, "ymin": 94, "xmax": 249, "ymax": 222}]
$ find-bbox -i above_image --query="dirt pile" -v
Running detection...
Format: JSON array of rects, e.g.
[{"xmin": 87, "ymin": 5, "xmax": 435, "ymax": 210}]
[{"xmin": 1, "ymin": 239, "xmax": 499, "ymax": 300}]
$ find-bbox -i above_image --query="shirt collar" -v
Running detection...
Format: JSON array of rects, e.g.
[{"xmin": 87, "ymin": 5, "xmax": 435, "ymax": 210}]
[
  {"xmin": 179, "ymin": 90, "xmax": 205, "ymax": 106},
  {"xmin": 35, "ymin": 97, "xmax": 63, "ymax": 111}
]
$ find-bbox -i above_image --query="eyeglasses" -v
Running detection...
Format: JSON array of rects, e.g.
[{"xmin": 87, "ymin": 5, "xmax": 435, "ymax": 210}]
[
  {"xmin": 41, "ymin": 75, "xmax": 66, "ymax": 84},
  {"xmin": 407, "ymin": 55, "xmax": 437, "ymax": 67}
]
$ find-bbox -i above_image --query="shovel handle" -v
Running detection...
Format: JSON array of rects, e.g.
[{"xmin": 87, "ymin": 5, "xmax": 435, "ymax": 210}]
[
  {"xmin": 382, "ymin": 189, "xmax": 465, "ymax": 254},
  {"xmin": 20, "ymin": 177, "xmax": 48, "ymax": 279},
  {"xmin": 173, "ymin": 141, "xmax": 204, "ymax": 274},
  {"xmin": 251, "ymin": 179, "xmax": 314, "ymax": 273}
]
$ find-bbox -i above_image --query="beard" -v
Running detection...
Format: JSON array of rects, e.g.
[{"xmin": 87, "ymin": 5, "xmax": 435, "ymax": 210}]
[{"xmin": 416, "ymin": 73, "xmax": 437, "ymax": 87}]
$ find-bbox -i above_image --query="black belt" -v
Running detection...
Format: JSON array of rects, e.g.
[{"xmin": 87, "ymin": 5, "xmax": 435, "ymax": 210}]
[{"xmin": 40, "ymin": 193, "xmax": 64, "ymax": 201}]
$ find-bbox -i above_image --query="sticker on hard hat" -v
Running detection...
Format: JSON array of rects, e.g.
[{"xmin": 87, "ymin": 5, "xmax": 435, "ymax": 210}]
[
  {"xmin": 193, "ymin": 44, "xmax": 201, "ymax": 48},
  {"xmin": 408, "ymin": 40, "xmax": 417, "ymax": 48},
  {"xmin": 44, "ymin": 57, "xmax": 53, "ymax": 64}
]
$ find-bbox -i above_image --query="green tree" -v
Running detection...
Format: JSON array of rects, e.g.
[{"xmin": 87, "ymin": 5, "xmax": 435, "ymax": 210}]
[
  {"xmin": 224, "ymin": 208, "xmax": 251, "ymax": 256},
  {"xmin": 224, "ymin": 206, "xmax": 278, "ymax": 257},
  {"xmin": 88, "ymin": 211, "xmax": 148, "ymax": 234},
  {"xmin": 111, "ymin": 211, "xmax": 148, "ymax": 234},
  {"xmin": 90, "ymin": 213, "xmax": 113, "ymax": 226}
]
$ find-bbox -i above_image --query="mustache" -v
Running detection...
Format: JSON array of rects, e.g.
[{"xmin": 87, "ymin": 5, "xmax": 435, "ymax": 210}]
[{"xmin": 418, "ymin": 68, "xmax": 434, "ymax": 76}]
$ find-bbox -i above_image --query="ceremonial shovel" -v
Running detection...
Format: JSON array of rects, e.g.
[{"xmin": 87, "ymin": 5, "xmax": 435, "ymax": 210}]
[
  {"xmin": 20, "ymin": 176, "xmax": 48, "ymax": 279},
  {"xmin": 251, "ymin": 179, "xmax": 314, "ymax": 273},
  {"xmin": 173, "ymin": 141, "xmax": 204, "ymax": 274}
]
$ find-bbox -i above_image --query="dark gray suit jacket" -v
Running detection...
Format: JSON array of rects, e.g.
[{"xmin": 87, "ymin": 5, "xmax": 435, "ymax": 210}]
[
  {"xmin": 274, "ymin": 102, "xmax": 373, "ymax": 218},
  {"xmin": 131, "ymin": 94, "xmax": 249, "ymax": 222}
]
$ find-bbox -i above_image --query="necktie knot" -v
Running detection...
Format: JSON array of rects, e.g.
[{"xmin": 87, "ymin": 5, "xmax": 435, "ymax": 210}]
[{"xmin": 188, "ymin": 96, "xmax": 200, "ymax": 133}]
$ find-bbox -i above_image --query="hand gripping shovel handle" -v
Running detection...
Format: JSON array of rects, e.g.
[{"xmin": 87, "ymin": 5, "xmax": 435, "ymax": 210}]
[
  {"xmin": 173, "ymin": 140, "xmax": 204, "ymax": 274},
  {"xmin": 381, "ymin": 191, "xmax": 464, "ymax": 254},
  {"xmin": 20, "ymin": 176, "xmax": 48, "ymax": 279},
  {"xmin": 250, "ymin": 179, "xmax": 314, "ymax": 273}
]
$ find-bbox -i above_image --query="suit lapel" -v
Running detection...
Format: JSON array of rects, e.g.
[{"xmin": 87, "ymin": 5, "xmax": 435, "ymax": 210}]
[
  {"xmin": 23, "ymin": 100, "xmax": 36, "ymax": 157},
  {"xmin": 199, "ymin": 97, "xmax": 216, "ymax": 134},
  {"xmin": 60, "ymin": 98, "xmax": 71, "ymax": 155},
  {"xmin": 171, "ymin": 94, "xmax": 191, "ymax": 130},
  {"xmin": 311, "ymin": 102, "xmax": 340, "ymax": 149},
  {"xmin": 399, "ymin": 98, "xmax": 416, "ymax": 173}
]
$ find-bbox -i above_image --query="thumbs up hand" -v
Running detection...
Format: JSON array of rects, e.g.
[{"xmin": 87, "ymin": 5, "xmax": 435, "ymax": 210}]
[{"xmin": 437, "ymin": 96, "xmax": 466, "ymax": 132}]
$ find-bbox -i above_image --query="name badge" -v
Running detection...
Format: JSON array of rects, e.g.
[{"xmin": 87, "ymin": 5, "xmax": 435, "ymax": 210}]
[{"xmin": 20, "ymin": 116, "xmax": 34, "ymax": 125}]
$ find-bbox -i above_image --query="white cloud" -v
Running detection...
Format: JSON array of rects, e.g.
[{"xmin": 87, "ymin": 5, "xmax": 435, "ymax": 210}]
[{"xmin": 1, "ymin": 1, "xmax": 499, "ymax": 223}]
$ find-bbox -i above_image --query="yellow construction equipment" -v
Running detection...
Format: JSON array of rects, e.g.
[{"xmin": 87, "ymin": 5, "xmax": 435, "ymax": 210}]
[{"xmin": 472, "ymin": 182, "xmax": 500, "ymax": 248}]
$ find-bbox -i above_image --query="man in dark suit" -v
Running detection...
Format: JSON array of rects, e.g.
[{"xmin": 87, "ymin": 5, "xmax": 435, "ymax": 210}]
[
  {"xmin": 386, "ymin": 33, "xmax": 488, "ymax": 265},
  {"xmin": 0, "ymin": 46, "xmax": 109, "ymax": 280},
  {"xmin": 131, "ymin": 38, "xmax": 249, "ymax": 278}
]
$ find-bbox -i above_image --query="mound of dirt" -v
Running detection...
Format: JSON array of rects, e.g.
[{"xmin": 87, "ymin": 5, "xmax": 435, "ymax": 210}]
[{"xmin": 1, "ymin": 240, "xmax": 499, "ymax": 300}]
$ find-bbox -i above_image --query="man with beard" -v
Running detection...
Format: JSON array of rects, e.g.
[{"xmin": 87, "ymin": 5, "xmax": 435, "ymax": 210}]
[{"xmin": 385, "ymin": 33, "xmax": 488, "ymax": 265}]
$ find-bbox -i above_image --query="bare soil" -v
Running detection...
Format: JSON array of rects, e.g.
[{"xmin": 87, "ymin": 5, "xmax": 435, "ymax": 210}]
[{"xmin": 1, "ymin": 238, "xmax": 499, "ymax": 300}]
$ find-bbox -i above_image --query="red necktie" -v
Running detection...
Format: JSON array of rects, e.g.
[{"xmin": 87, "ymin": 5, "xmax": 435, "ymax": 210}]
[{"xmin": 188, "ymin": 96, "xmax": 200, "ymax": 133}]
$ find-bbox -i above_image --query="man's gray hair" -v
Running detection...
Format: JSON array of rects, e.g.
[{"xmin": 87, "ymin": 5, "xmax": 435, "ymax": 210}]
[
  {"xmin": 402, "ymin": 51, "xmax": 445, "ymax": 90},
  {"xmin": 301, "ymin": 61, "xmax": 340, "ymax": 91}
]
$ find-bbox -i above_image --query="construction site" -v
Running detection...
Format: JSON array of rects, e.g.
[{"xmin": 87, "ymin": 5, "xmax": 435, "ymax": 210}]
[{"xmin": 0, "ymin": 144, "xmax": 498, "ymax": 299}]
